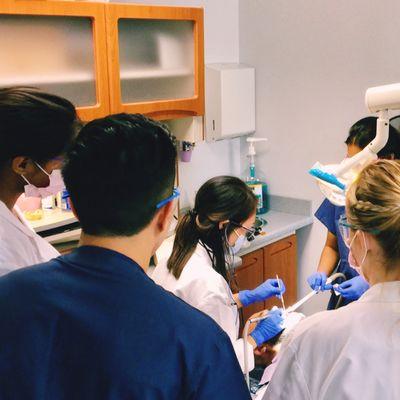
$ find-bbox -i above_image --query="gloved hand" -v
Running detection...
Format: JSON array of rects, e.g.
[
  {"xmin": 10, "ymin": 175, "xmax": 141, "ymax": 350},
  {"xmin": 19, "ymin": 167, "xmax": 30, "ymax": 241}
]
[
  {"xmin": 250, "ymin": 308, "xmax": 284, "ymax": 347},
  {"xmin": 335, "ymin": 276, "xmax": 370, "ymax": 300},
  {"xmin": 307, "ymin": 272, "xmax": 332, "ymax": 292},
  {"xmin": 238, "ymin": 279, "xmax": 286, "ymax": 307}
]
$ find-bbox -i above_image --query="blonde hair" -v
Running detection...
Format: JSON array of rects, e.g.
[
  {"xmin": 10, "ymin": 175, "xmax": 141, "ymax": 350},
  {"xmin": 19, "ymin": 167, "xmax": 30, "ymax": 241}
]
[{"xmin": 346, "ymin": 159, "xmax": 400, "ymax": 261}]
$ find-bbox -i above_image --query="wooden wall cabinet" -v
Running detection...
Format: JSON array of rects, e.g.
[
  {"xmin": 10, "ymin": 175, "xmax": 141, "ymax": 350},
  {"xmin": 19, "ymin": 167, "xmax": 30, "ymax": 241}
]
[
  {"xmin": 106, "ymin": 4, "xmax": 204, "ymax": 120},
  {"xmin": 0, "ymin": 1, "xmax": 205, "ymax": 122},
  {"xmin": 0, "ymin": 0, "xmax": 110, "ymax": 122},
  {"xmin": 234, "ymin": 235, "xmax": 297, "ymax": 327}
]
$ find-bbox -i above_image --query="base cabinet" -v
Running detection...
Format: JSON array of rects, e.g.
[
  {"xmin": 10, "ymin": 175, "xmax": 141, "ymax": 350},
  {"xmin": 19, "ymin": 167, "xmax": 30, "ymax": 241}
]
[{"xmin": 233, "ymin": 235, "xmax": 297, "ymax": 331}]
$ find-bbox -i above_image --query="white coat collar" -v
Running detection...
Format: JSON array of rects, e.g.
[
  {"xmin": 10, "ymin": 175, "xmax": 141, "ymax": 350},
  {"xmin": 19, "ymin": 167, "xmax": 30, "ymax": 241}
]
[
  {"xmin": 0, "ymin": 200, "xmax": 37, "ymax": 239},
  {"xmin": 358, "ymin": 281, "xmax": 400, "ymax": 303}
]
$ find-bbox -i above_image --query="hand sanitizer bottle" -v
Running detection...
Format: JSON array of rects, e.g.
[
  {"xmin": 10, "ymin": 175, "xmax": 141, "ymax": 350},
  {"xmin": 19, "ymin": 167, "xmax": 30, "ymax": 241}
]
[{"xmin": 246, "ymin": 138, "xmax": 269, "ymax": 214}]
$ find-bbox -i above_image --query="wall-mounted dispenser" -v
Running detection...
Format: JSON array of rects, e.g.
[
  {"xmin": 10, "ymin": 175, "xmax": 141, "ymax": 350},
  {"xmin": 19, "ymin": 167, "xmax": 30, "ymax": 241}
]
[{"xmin": 205, "ymin": 63, "xmax": 255, "ymax": 142}]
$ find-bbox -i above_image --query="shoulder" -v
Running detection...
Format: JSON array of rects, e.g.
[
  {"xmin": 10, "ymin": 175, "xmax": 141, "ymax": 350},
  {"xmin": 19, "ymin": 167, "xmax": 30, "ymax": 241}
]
[
  {"xmin": 283, "ymin": 302, "xmax": 361, "ymax": 352},
  {"xmin": 315, "ymin": 199, "xmax": 340, "ymax": 232},
  {"xmin": 146, "ymin": 274, "xmax": 230, "ymax": 342},
  {"xmin": 0, "ymin": 258, "xmax": 59, "ymax": 288}
]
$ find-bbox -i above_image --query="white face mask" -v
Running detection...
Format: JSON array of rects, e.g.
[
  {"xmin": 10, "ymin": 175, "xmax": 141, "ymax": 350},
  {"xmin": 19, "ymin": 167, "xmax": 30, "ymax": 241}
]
[
  {"xmin": 348, "ymin": 230, "xmax": 368, "ymax": 278},
  {"xmin": 21, "ymin": 163, "xmax": 65, "ymax": 198},
  {"xmin": 230, "ymin": 229, "xmax": 246, "ymax": 255}
]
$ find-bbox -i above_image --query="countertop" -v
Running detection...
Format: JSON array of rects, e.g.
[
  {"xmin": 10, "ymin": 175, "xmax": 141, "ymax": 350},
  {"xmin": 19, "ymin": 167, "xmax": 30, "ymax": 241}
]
[{"xmin": 237, "ymin": 209, "xmax": 313, "ymax": 256}]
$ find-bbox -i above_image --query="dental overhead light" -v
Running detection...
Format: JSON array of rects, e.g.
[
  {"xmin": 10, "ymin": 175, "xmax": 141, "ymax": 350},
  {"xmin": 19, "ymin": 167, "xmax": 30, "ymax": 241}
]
[{"xmin": 310, "ymin": 82, "xmax": 400, "ymax": 206}]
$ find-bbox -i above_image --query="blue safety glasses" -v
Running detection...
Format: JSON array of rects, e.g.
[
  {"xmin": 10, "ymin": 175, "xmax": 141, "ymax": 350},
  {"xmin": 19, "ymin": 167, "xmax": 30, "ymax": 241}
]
[{"xmin": 156, "ymin": 187, "xmax": 180, "ymax": 209}]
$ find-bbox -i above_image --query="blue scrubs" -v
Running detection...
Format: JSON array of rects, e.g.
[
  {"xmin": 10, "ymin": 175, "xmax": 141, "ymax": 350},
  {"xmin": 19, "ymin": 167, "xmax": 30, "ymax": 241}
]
[
  {"xmin": 0, "ymin": 246, "xmax": 250, "ymax": 400},
  {"xmin": 315, "ymin": 199, "xmax": 359, "ymax": 309}
]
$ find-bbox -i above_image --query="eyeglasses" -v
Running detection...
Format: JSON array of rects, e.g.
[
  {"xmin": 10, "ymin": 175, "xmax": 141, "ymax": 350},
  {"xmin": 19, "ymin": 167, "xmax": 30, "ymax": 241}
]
[
  {"xmin": 231, "ymin": 221, "xmax": 262, "ymax": 242},
  {"xmin": 338, "ymin": 215, "xmax": 354, "ymax": 248},
  {"xmin": 156, "ymin": 187, "xmax": 180, "ymax": 209},
  {"xmin": 338, "ymin": 214, "xmax": 379, "ymax": 248}
]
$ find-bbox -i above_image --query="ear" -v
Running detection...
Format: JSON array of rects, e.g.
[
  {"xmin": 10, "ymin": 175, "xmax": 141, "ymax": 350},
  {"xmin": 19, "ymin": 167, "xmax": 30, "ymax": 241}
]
[
  {"xmin": 218, "ymin": 219, "xmax": 230, "ymax": 230},
  {"xmin": 11, "ymin": 156, "xmax": 31, "ymax": 175},
  {"xmin": 69, "ymin": 198, "xmax": 80, "ymax": 222},
  {"xmin": 156, "ymin": 200, "xmax": 175, "ymax": 233},
  {"xmin": 363, "ymin": 231, "xmax": 374, "ymax": 252}
]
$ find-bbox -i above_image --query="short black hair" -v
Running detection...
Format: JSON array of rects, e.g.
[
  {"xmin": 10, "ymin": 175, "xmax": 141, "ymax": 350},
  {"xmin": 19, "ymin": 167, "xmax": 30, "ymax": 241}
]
[
  {"xmin": 62, "ymin": 114, "xmax": 177, "ymax": 236},
  {"xmin": 345, "ymin": 116, "xmax": 400, "ymax": 158},
  {"xmin": 0, "ymin": 87, "xmax": 78, "ymax": 168}
]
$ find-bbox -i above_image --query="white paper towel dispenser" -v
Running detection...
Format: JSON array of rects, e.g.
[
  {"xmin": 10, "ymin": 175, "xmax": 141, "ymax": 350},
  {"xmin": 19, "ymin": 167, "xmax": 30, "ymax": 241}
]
[{"xmin": 205, "ymin": 63, "xmax": 255, "ymax": 142}]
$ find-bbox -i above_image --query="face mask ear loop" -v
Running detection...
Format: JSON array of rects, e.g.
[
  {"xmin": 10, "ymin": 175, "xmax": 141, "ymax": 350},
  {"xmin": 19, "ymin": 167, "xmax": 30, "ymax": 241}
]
[
  {"xmin": 20, "ymin": 174, "xmax": 30, "ymax": 185},
  {"xmin": 34, "ymin": 162, "xmax": 50, "ymax": 177},
  {"xmin": 360, "ymin": 231, "xmax": 369, "ymax": 266}
]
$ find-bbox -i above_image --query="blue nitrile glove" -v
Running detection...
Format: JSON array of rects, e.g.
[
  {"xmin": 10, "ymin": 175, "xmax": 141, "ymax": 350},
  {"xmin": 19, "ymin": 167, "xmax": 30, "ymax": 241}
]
[
  {"xmin": 307, "ymin": 272, "xmax": 332, "ymax": 292},
  {"xmin": 335, "ymin": 276, "xmax": 370, "ymax": 300},
  {"xmin": 250, "ymin": 308, "xmax": 284, "ymax": 347},
  {"xmin": 238, "ymin": 279, "xmax": 286, "ymax": 307}
]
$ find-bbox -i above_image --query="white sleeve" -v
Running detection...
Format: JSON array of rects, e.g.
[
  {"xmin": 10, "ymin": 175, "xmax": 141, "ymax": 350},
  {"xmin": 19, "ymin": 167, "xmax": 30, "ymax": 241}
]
[
  {"xmin": 197, "ymin": 293, "xmax": 254, "ymax": 372},
  {"xmin": 262, "ymin": 344, "xmax": 311, "ymax": 400}
]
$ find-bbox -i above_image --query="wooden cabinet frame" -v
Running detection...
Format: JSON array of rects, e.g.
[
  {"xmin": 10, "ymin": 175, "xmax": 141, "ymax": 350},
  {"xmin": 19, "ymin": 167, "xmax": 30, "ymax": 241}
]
[{"xmin": 105, "ymin": 4, "xmax": 205, "ymax": 120}]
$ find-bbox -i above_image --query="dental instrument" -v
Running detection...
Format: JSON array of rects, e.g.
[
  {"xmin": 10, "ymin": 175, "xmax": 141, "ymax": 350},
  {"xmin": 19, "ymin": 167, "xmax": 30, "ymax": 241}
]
[
  {"xmin": 275, "ymin": 274, "xmax": 286, "ymax": 313},
  {"xmin": 310, "ymin": 82, "xmax": 400, "ymax": 206}
]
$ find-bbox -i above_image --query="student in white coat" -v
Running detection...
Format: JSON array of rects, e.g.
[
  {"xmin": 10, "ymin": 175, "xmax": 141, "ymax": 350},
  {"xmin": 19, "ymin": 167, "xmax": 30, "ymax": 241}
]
[
  {"xmin": 264, "ymin": 159, "xmax": 400, "ymax": 400},
  {"xmin": 152, "ymin": 176, "xmax": 286, "ymax": 372},
  {"xmin": 0, "ymin": 87, "xmax": 78, "ymax": 275}
]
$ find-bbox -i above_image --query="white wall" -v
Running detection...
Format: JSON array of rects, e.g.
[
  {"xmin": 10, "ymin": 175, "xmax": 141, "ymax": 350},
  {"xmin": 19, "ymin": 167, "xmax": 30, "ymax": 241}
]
[
  {"xmin": 111, "ymin": 0, "xmax": 241, "ymax": 207},
  {"xmin": 239, "ymin": 0, "xmax": 400, "ymax": 313}
]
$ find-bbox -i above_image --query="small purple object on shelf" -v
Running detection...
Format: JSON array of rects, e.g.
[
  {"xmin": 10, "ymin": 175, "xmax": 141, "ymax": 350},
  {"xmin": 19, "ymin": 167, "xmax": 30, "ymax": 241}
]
[{"xmin": 180, "ymin": 149, "xmax": 193, "ymax": 162}]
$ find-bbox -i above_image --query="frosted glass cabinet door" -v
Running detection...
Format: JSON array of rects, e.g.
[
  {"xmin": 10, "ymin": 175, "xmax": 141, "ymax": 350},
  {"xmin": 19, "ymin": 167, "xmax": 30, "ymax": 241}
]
[
  {"xmin": 0, "ymin": 1, "xmax": 109, "ymax": 121},
  {"xmin": 118, "ymin": 19, "xmax": 195, "ymax": 103},
  {"xmin": 107, "ymin": 4, "xmax": 204, "ymax": 120}
]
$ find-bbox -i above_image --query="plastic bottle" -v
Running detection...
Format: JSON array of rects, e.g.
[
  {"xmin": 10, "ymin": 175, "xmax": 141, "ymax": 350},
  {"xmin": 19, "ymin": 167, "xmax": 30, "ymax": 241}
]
[
  {"xmin": 245, "ymin": 138, "xmax": 269, "ymax": 215},
  {"xmin": 60, "ymin": 189, "xmax": 71, "ymax": 211}
]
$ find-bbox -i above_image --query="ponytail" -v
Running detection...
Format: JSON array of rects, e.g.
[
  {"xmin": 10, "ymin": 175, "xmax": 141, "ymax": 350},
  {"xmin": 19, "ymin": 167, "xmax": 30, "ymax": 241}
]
[{"xmin": 167, "ymin": 211, "xmax": 199, "ymax": 279}]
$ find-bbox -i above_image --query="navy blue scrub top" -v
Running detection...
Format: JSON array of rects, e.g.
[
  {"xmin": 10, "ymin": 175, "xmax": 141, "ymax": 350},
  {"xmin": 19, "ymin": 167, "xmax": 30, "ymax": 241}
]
[
  {"xmin": 315, "ymin": 199, "xmax": 359, "ymax": 308},
  {"xmin": 0, "ymin": 246, "xmax": 250, "ymax": 400}
]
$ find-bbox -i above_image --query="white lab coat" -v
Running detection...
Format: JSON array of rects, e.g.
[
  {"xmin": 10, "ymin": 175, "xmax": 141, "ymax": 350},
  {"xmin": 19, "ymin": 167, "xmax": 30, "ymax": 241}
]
[
  {"xmin": 263, "ymin": 281, "xmax": 400, "ymax": 400},
  {"xmin": 0, "ymin": 200, "xmax": 59, "ymax": 276},
  {"xmin": 152, "ymin": 242, "xmax": 255, "ymax": 372}
]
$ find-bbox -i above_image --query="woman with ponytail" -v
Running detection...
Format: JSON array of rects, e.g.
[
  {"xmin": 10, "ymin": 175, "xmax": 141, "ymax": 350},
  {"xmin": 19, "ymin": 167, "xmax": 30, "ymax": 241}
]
[{"xmin": 152, "ymin": 176, "xmax": 286, "ymax": 372}]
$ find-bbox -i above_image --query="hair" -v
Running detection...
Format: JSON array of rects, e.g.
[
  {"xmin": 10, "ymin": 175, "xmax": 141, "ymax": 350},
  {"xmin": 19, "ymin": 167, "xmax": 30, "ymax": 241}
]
[
  {"xmin": 346, "ymin": 159, "xmax": 400, "ymax": 263},
  {"xmin": 62, "ymin": 113, "xmax": 177, "ymax": 236},
  {"xmin": 0, "ymin": 87, "xmax": 79, "ymax": 168},
  {"xmin": 345, "ymin": 116, "xmax": 400, "ymax": 158},
  {"xmin": 167, "ymin": 176, "xmax": 258, "ymax": 281}
]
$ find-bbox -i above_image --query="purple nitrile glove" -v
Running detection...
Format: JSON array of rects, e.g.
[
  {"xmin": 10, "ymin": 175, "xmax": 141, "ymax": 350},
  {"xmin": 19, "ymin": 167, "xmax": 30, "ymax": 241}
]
[
  {"xmin": 238, "ymin": 279, "xmax": 286, "ymax": 307},
  {"xmin": 250, "ymin": 308, "xmax": 284, "ymax": 346},
  {"xmin": 307, "ymin": 272, "xmax": 332, "ymax": 292},
  {"xmin": 335, "ymin": 276, "xmax": 370, "ymax": 300}
]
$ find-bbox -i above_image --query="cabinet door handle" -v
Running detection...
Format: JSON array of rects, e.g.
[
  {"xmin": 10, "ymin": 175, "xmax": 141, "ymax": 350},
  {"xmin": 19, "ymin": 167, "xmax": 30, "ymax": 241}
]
[
  {"xmin": 242, "ymin": 257, "xmax": 259, "ymax": 268},
  {"xmin": 270, "ymin": 241, "xmax": 293, "ymax": 256}
]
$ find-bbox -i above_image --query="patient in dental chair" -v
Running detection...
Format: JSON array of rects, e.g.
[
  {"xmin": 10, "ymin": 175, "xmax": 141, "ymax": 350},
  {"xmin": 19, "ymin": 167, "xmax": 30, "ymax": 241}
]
[{"xmin": 248, "ymin": 312, "xmax": 305, "ymax": 394}]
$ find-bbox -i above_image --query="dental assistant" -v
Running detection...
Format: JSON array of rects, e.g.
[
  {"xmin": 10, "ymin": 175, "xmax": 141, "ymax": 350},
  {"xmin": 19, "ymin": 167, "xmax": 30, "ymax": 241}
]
[
  {"xmin": 152, "ymin": 176, "xmax": 285, "ymax": 372},
  {"xmin": 0, "ymin": 87, "xmax": 78, "ymax": 275},
  {"xmin": 264, "ymin": 160, "xmax": 400, "ymax": 400},
  {"xmin": 308, "ymin": 117, "xmax": 400, "ymax": 308}
]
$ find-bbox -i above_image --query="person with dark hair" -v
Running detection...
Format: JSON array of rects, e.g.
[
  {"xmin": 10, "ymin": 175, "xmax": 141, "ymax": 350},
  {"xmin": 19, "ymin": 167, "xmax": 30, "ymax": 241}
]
[
  {"xmin": 307, "ymin": 116, "xmax": 400, "ymax": 309},
  {"xmin": 0, "ymin": 114, "xmax": 251, "ymax": 400},
  {"xmin": 152, "ymin": 176, "xmax": 285, "ymax": 372},
  {"xmin": 0, "ymin": 87, "xmax": 79, "ymax": 274}
]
